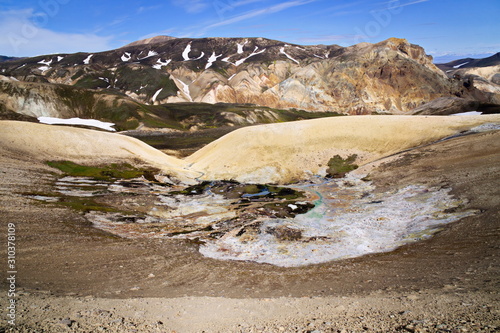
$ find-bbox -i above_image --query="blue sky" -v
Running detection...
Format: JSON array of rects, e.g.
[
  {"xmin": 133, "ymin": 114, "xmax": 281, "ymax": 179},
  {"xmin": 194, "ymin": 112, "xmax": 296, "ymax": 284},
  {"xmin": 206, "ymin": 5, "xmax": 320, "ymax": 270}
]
[{"xmin": 1, "ymin": 0, "xmax": 498, "ymax": 62}]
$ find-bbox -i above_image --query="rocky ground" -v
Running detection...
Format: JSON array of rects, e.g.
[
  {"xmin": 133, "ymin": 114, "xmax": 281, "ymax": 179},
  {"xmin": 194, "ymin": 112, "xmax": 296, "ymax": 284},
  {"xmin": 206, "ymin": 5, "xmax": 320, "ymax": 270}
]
[
  {"xmin": 4, "ymin": 289, "xmax": 500, "ymax": 332},
  {"xmin": 0, "ymin": 129, "xmax": 499, "ymax": 332}
]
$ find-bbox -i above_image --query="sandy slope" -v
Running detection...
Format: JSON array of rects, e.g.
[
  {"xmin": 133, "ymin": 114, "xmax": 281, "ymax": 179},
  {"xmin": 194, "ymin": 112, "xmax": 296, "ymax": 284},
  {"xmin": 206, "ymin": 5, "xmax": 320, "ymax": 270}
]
[
  {"xmin": 0, "ymin": 121, "xmax": 199, "ymax": 183},
  {"xmin": 186, "ymin": 115, "xmax": 500, "ymax": 183},
  {"xmin": 2, "ymin": 116, "xmax": 500, "ymax": 185}
]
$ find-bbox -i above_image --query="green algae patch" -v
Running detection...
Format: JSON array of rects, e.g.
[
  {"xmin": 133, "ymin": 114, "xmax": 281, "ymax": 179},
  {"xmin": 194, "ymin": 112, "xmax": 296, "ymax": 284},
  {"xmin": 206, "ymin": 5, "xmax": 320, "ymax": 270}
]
[
  {"xmin": 267, "ymin": 186, "xmax": 304, "ymax": 200},
  {"xmin": 57, "ymin": 197, "xmax": 119, "ymax": 213},
  {"xmin": 326, "ymin": 154, "xmax": 359, "ymax": 178},
  {"xmin": 46, "ymin": 161, "xmax": 157, "ymax": 181}
]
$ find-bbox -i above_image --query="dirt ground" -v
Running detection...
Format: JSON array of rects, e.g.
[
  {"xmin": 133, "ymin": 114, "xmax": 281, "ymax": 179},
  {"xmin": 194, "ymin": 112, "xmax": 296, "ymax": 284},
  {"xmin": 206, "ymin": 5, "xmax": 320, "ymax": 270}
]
[{"xmin": 0, "ymin": 130, "xmax": 499, "ymax": 332}]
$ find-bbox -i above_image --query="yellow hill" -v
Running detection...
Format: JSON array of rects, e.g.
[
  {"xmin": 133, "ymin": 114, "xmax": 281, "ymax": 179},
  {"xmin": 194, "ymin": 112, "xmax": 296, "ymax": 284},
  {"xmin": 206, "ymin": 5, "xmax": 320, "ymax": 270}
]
[
  {"xmin": 0, "ymin": 121, "xmax": 199, "ymax": 184},
  {"xmin": 2, "ymin": 116, "xmax": 499, "ymax": 185},
  {"xmin": 185, "ymin": 115, "xmax": 500, "ymax": 183}
]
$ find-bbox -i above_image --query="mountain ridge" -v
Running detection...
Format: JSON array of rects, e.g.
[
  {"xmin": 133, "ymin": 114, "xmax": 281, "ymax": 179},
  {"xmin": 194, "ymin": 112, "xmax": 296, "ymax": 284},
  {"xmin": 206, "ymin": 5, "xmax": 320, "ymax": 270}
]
[
  {"xmin": 436, "ymin": 52, "xmax": 500, "ymax": 71},
  {"xmin": 0, "ymin": 36, "xmax": 498, "ymax": 118}
]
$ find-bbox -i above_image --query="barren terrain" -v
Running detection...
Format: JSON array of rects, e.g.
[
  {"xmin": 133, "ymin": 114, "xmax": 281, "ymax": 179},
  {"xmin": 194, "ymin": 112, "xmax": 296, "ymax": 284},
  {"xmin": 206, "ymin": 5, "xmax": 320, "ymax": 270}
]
[{"xmin": 0, "ymin": 119, "xmax": 499, "ymax": 332}]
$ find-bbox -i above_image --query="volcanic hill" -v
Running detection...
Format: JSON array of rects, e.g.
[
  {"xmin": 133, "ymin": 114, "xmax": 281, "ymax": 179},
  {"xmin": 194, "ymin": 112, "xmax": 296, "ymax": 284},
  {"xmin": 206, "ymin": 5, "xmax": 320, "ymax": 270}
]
[{"xmin": 1, "ymin": 36, "xmax": 499, "ymax": 121}]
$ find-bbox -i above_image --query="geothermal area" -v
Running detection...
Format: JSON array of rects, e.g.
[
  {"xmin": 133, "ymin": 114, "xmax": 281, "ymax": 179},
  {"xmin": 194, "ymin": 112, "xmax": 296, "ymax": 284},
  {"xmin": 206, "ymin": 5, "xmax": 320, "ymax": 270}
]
[{"xmin": 0, "ymin": 37, "xmax": 499, "ymax": 332}]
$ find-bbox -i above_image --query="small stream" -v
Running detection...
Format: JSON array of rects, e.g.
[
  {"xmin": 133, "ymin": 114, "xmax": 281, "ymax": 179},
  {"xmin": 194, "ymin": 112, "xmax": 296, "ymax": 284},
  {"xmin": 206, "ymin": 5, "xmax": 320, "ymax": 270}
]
[{"xmin": 27, "ymin": 173, "xmax": 477, "ymax": 267}]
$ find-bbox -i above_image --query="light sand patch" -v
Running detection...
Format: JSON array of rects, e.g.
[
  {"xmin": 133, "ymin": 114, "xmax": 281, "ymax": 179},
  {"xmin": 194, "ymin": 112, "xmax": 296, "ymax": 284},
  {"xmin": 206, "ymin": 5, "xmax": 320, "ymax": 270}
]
[{"xmin": 185, "ymin": 115, "xmax": 500, "ymax": 184}]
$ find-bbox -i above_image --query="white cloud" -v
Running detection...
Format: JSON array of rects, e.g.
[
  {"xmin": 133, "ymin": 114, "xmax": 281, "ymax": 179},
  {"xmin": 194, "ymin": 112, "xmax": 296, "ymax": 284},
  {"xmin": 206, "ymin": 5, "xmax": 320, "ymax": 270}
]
[
  {"xmin": 0, "ymin": 9, "xmax": 113, "ymax": 57},
  {"xmin": 204, "ymin": 0, "xmax": 317, "ymax": 31},
  {"xmin": 383, "ymin": 0, "xmax": 430, "ymax": 9},
  {"xmin": 172, "ymin": 0, "xmax": 209, "ymax": 14},
  {"xmin": 137, "ymin": 5, "xmax": 163, "ymax": 14}
]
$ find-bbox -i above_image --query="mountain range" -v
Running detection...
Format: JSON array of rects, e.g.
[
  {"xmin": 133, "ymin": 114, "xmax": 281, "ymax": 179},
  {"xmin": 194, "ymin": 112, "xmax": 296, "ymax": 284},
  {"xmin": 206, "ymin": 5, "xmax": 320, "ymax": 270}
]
[{"xmin": 0, "ymin": 36, "xmax": 499, "ymax": 131}]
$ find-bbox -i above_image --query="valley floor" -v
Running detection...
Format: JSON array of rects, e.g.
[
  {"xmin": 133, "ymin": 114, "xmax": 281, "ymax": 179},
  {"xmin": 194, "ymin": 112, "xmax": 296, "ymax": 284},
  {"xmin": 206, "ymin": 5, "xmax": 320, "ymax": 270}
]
[{"xmin": 0, "ymin": 130, "xmax": 499, "ymax": 332}]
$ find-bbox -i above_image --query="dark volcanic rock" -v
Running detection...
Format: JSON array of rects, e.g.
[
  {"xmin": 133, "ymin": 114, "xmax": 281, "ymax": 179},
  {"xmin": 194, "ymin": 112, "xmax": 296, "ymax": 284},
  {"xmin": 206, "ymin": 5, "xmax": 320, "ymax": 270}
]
[{"xmin": 412, "ymin": 97, "xmax": 481, "ymax": 115}]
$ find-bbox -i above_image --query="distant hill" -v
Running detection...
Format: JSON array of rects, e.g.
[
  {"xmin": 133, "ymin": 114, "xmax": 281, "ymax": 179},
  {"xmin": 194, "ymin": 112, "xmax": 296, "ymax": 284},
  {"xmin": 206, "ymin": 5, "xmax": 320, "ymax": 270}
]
[
  {"xmin": 0, "ymin": 56, "xmax": 21, "ymax": 63},
  {"xmin": 436, "ymin": 52, "xmax": 500, "ymax": 72},
  {"xmin": 122, "ymin": 35, "xmax": 178, "ymax": 47}
]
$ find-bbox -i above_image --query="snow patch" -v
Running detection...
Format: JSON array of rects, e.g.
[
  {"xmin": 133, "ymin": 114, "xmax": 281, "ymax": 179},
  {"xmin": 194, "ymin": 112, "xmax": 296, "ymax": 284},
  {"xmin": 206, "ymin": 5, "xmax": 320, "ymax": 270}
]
[
  {"xmin": 182, "ymin": 43, "xmax": 192, "ymax": 61},
  {"xmin": 234, "ymin": 46, "xmax": 266, "ymax": 66},
  {"xmin": 38, "ymin": 66, "xmax": 51, "ymax": 73},
  {"xmin": 57, "ymin": 56, "xmax": 64, "ymax": 62},
  {"xmin": 237, "ymin": 40, "xmax": 248, "ymax": 54},
  {"xmin": 280, "ymin": 47, "xmax": 300, "ymax": 64},
  {"xmin": 182, "ymin": 42, "xmax": 205, "ymax": 61},
  {"xmin": 38, "ymin": 117, "xmax": 116, "ymax": 131},
  {"xmin": 228, "ymin": 74, "xmax": 236, "ymax": 81},
  {"xmin": 193, "ymin": 52, "xmax": 205, "ymax": 60},
  {"xmin": 83, "ymin": 54, "xmax": 93, "ymax": 64},
  {"xmin": 205, "ymin": 52, "xmax": 223, "ymax": 69},
  {"xmin": 38, "ymin": 59, "xmax": 52, "ymax": 66},
  {"xmin": 453, "ymin": 62, "xmax": 469, "ymax": 69},
  {"xmin": 179, "ymin": 80, "xmax": 193, "ymax": 102},
  {"xmin": 152, "ymin": 58, "xmax": 171, "ymax": 69},
  {"xmin": 451, "ymin": 111, "xmax": 483, "ymax": 116},
  {"xmin": 139, "ymin": 50, "xmax": 158, "ymax": 60},
  {"xmin": 121, "ymin": 52, "xmax": 132, "ymax": 62},
  {"xmin": 152, "ymin": 88, "xmax": 163, "ymax": 103}
]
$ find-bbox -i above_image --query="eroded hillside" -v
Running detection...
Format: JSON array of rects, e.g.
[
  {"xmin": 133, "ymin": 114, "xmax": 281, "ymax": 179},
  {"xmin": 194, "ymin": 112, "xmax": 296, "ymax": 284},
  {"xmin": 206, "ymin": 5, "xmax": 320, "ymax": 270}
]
[{"xmin": 2, "ymin": 37, "xmax": 496, "ymax": 115}]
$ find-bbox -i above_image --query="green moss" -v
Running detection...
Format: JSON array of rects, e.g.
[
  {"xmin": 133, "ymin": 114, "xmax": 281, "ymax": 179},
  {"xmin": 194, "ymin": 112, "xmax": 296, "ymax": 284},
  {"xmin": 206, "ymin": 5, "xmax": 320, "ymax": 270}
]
[
  {"xmin": 326, "ymin": 154, "xmax": 359, "ymax": 178},
  {"xmin": 71, "ymin": 69, "xmax": 85, "ymax": 80},
  {"xmin": 171, "ymin": 181, "xmax": 212, "ymax": 195},
  {"xmin": 267, "ymin": 186, "xmax": 305, "ymax": 200},
  {"xmin": 57, "ymin": 197, "xmax": 119, "ymax": 213},
  {"xmin": 74, "ymin": 76, "xmax": 109, "ymax": 89},
  {"xmin": 115, "ymin": 66, "xmax": 179, "ymax": 98},
  {"xmin": 243, "ymin": 184, "xmax": 265, "ymax": 194},
  {"xmin": 46, "ymin": 161, "xmax": 156, "ymax": 181},
  {"xmin": 96, "ymin": 99, "xmax": 142, "ymax": 130}
]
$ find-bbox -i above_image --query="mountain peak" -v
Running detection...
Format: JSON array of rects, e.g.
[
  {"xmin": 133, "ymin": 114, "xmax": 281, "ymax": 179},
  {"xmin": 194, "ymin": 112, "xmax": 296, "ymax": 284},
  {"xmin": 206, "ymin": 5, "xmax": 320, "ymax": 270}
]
[{"xmin": 123, "ymin": 36, "xmax": 178, "ymax": 48}]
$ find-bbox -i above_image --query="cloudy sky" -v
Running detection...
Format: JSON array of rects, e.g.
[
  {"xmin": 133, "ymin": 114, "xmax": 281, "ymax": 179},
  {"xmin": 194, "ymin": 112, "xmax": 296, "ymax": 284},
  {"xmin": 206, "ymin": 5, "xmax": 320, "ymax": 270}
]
[{"xmin": 1, "ymin": 0, "xmax": 498, "ymax": 62}]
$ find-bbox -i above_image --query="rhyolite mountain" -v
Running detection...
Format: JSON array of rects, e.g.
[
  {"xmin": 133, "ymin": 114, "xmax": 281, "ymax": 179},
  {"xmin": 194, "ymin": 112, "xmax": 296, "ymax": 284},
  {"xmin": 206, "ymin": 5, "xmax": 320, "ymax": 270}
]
[
  {"xmin": 412, "ymin": 52, "xmax": 500, "ymax": 115},
  {"xmin": 0, "ymin": 36, "xmax": 499, "ymax": 120}
]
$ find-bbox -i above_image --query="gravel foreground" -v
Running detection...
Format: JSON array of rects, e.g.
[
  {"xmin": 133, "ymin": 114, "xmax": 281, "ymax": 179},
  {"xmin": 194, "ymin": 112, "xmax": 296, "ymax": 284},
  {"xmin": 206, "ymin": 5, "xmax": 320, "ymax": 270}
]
[
  {"xmin": 1, "ymin": 128, "xmax": 499, "ymax": 333},
  {"xmin": 2, "ymin": 289, "xmax": 500, "ymax": 332}
]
